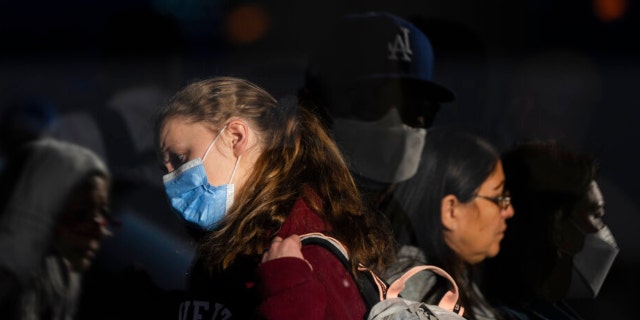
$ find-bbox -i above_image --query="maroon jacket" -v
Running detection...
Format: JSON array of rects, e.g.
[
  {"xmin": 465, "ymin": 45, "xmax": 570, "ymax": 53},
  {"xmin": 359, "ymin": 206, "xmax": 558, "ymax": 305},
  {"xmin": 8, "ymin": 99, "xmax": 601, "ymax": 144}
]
[
  {"xmin": 178, "ymin": 198, "xmax": 366, "ymax": 320},
  {"xmin": 257, "ymin": 198, "xmax": 366, "ymax": 319}
]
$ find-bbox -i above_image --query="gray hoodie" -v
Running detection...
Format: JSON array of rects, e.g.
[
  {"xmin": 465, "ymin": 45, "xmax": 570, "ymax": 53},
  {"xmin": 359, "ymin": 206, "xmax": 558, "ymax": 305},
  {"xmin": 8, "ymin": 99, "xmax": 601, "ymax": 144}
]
[{"xmin": 0, "ymin": 138, "xmax": 109, "ymax": 320}]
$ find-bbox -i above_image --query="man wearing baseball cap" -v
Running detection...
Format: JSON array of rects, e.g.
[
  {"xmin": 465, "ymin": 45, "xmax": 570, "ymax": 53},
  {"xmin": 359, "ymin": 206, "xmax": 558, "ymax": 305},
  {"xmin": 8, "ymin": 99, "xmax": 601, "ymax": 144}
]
[{"xmin": 299, "ymin": 11, "xmax": 455, "ymax": 244}]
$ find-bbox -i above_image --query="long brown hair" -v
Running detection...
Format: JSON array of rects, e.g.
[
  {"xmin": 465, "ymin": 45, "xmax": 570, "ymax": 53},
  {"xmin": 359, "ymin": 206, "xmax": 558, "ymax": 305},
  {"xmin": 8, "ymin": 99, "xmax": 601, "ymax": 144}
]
[
  {"xmin": 391, "ymin": 128, "xmax": 502, "ymax": 319},
  {"xmin": 155, "ymin": 76, "xmax": 394, "ymax": 274}
]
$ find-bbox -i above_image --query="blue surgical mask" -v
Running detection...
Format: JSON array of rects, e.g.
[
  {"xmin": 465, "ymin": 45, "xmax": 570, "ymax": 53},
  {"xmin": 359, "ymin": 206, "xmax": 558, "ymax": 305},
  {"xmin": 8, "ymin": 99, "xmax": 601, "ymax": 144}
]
[{"xmin": 162, "ymin": 127, "xmax": 240, "ymax": 230}]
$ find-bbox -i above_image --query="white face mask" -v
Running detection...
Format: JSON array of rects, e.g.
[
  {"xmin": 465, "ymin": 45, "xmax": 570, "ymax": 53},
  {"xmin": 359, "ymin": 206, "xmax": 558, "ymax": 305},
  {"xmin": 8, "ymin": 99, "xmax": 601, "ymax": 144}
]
[
  {"xmin": 332, "ymin": 108, "xmax": 426, "ymax": 183},
  {"xmin": 566, "ymin": 224, "xmax": 619, "ymax": 298}
]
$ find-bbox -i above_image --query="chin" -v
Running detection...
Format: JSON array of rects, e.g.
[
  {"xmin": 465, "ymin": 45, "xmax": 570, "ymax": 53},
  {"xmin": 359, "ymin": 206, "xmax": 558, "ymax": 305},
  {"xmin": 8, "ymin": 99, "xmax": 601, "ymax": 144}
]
[
  {"xmin": 487, "ymin": 245, "xmax": 501, "ymax": 258},
  {"xmin": 71, "ymin": 258, "xmax": 93, "ymax": 273}
]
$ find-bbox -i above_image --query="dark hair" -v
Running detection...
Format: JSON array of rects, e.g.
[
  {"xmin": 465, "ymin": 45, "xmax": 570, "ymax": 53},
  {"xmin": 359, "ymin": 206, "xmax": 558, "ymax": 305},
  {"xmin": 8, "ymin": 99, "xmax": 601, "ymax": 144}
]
[
  {"xmin": 484, "ymin": 140, "xmax": 597, "ymax": 302},
  {"xmin": 390, "ymin": 127, "xmax": 500, "ymax": 319},
  {"xmin": 155, "ymin": 77, "xmax": 395, "ymax": 274}
]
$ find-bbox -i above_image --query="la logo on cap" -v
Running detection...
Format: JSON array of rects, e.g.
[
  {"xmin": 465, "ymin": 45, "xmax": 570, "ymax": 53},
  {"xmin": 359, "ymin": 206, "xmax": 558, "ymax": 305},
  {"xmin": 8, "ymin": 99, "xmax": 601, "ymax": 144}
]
[{"xmin": 387, "ymin": 27, "xmax": 413, "ymax": 62}]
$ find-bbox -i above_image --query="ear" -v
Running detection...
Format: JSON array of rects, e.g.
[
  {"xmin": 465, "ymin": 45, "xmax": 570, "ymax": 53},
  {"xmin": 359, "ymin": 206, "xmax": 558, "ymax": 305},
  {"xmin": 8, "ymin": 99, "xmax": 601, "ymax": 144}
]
[
  {"xmin": 225, "ymin": 119, "xmax": 250, "ymax": 157},
  {"xmin": 441, "ymin": 194, "xmax": 459, "ymax": 231}
]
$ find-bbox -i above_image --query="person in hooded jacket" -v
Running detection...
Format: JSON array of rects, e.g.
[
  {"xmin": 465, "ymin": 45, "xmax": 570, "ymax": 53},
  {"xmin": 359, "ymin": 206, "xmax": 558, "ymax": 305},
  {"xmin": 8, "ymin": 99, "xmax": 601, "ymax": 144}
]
[{"xmin": 0, "ymin": 138, "xmax": 112, "ymax": 320}]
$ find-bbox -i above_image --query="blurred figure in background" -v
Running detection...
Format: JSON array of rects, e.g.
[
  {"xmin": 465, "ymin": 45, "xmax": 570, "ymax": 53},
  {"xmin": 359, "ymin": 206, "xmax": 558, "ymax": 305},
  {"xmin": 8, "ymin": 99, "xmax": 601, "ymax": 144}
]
[
  {"xmin": 299, "ymin": 11, "xmax": 455, "ymax": 245},
  {"xmin": 0, "ymin": 138, "xmax": 112, "ymax": 320},
  {"xmin": 384, "ymin": 127, "xmax": 514, "ymax": 320},
  {"xmin": 483, "ymin": 140, "xmax": 619, "ymax": 320}
]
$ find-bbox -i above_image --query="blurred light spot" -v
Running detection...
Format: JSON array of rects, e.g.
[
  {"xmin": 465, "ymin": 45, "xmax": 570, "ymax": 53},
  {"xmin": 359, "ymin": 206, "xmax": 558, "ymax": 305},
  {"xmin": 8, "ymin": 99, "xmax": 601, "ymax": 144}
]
[
  {"xmin": 593, "ymin": 0, "xmax": 628, "ymax": 23},
  {"xmin": 224, "ymin": 3, "xmax": 271, "ymax": 45}
]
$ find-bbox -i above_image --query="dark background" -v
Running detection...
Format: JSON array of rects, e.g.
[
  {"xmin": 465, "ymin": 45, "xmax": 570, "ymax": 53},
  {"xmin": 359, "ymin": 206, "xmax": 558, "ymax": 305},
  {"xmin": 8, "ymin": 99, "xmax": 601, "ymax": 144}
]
[{"xmin": 1, "ymin": 1, "xmax": 638, "ymax": 319}]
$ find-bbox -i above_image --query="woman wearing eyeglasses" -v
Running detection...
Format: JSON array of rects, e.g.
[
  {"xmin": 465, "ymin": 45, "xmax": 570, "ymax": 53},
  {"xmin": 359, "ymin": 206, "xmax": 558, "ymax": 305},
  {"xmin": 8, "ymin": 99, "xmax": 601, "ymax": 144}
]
[{"xmin": 382, "ymin": 127, "xmax": 515, "ymax": 320}]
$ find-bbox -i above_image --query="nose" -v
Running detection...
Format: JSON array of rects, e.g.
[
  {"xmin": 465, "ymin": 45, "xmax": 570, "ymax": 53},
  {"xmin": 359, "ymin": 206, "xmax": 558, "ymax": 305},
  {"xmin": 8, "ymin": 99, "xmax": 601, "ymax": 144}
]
[
  {"xmin": 71, "ymin": 214, "xmax": 113, "ymax": 239},
  {"xmin": 502, "ymin": 205, "xmax": 515, "ymax": 219},
  {"xmin": 93, "ymin": 214, "xmax": 114, "ymax": 238}
]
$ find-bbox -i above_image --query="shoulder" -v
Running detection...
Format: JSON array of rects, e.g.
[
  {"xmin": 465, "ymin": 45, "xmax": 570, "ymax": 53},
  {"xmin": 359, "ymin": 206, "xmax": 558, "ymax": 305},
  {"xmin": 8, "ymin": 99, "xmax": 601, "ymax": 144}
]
[
  {"xmin": 383, "ymin": 245, "xmax": 438, "ymax": 302},
  {"xmin": 279, "ymin": 197, "xmax": 330, "ymax": 236},
  {"xmin": 301, "ymin": 243, "xmax": 348, "ymax": 270},
  {"xmin": 383, "ymin": 245, "xmax": 430, "ymax": 279}
]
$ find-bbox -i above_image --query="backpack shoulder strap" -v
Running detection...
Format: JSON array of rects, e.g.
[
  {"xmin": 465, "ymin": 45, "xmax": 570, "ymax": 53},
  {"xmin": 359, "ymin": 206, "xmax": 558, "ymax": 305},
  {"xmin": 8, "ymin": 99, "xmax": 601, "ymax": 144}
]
[
  {"xmin": 299, "ymin": 232, "xmax": 386, "ymax": 310},
  {"xmin": 300, "ymin": 232, "xmax": 349, "ymax": 263},
  {"xmin": 386, "ymin": 265, "xmax": 464, "ymax": 316}
]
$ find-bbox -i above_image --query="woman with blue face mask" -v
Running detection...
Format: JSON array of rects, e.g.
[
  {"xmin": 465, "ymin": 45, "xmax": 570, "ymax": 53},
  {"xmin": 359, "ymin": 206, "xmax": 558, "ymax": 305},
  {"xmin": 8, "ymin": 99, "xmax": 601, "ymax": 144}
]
[
  {"xmin": 482, "ymin": 140, "xmax": 619, "ymax": 320},
  {"xmin": 154, "ymin": 76, "xmax": 395, "ymax": 320}
]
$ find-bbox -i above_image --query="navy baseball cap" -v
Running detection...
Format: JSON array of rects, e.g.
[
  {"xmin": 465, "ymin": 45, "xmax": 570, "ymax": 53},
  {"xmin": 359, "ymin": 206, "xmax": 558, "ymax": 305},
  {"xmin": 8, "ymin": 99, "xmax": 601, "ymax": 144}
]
[{"xmin": 306, "ymin": 11, "xmax": 455, "ymax": 104}]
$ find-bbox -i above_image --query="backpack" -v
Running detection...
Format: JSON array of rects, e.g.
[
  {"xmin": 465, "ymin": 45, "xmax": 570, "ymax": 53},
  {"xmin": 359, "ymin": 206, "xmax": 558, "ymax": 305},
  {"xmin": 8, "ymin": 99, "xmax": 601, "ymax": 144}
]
[{"xmin": 300, "ymin": 233, "xmax": 466, "ymax": 320}]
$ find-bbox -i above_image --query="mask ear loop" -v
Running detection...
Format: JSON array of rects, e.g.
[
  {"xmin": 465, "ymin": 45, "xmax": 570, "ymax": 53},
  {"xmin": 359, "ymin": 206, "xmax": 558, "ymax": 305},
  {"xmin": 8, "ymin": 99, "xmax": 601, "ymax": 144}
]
[
  {"xmin": 202, "ymin": 125, "xmax": 240, "ymax": 184},
  {"xmin": 202, "ymin": 126, "xmax": 227, "ymax": 161},
  {"xmin": 228, "ymin": 155, "xmax": 241, "ymax": 184}
]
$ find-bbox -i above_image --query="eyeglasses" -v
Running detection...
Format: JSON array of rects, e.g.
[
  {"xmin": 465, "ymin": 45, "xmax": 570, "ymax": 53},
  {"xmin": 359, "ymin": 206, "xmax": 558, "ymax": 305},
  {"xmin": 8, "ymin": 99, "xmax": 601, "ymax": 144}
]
[{"xmin": 475, "ymin": 191, "xmax": 511, "ymax": 211}]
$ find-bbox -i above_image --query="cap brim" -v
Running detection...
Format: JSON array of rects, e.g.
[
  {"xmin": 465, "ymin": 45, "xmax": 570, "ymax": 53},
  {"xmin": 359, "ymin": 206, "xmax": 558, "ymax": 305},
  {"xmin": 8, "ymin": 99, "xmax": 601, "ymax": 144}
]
[{"xmin": 359, "ymin": 75, "xmax": 456, "ymax": 103}]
